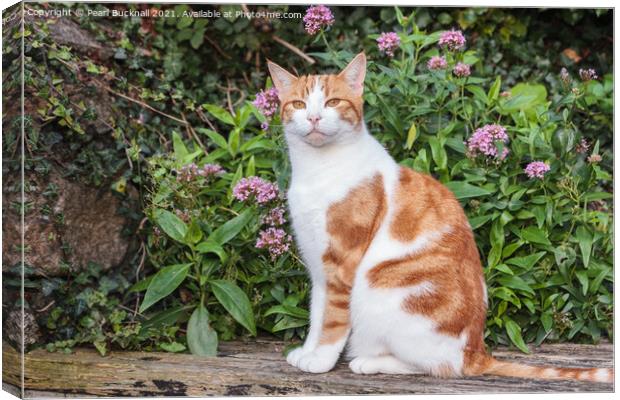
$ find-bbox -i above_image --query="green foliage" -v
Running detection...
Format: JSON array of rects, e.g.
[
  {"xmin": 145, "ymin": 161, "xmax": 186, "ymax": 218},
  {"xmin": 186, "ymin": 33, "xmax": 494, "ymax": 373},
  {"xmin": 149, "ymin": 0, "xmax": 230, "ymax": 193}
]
[{"xmin": 8, "ymin": 4, "xmax": 611, "ymax": 356}]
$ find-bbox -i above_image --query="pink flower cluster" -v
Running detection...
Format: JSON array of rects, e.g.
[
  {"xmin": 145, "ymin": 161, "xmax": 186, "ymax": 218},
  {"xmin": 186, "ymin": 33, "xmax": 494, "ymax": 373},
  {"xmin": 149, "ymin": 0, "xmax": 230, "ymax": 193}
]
[
  {"xmin": 377, "ymin": 32, "xmax": 400, "ymax": 57},
  {"xmin": 262, "ymin": 206, "xmax": 286, "ymax": 226},
  {"xmin": 466, "ymin": 124, "xmax": 510, "ymax": 161},
  {"xmin": 176, "ymin": 163, "xmax": 224, "ymax": 182},
  {"xmin": 453, "ymin": 62, "xmax": 471, "ymax": 77},
  {"xmin": 427, "ymin": 55, "xmax": 447, "ymax": 71},
  {"xmin": 576, "ymin": 138, "xmax": 590, "ymax": 154},
  {"xmin": 253, "ymin": 87, "xmax": 279, "ymax": 118},
  {"xmin": 438, "ymin": 29, "xmax": 466, "ymax": 51},
  {"xmin": 579, "ymin": 68, "xmax": 598, "ymax": 82},
  {"xmin": 233, "ymin": 176, "xmax": 279, "ymax": 205},
  {"xmin": 524, "ymin": 161, "xmax": 550, "ymax": 179},
  {"xmin": 303, "ymin": 5, "xmax": 335, "ymax": 35},
  {"xmin": 255, "ymin": 227, "xmax": 292, "ymax": 260}
]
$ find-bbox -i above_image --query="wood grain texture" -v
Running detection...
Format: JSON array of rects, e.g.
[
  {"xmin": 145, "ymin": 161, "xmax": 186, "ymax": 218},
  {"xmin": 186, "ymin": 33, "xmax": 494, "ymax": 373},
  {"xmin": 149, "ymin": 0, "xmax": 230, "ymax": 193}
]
[{"xmin": 2, "ymin": 339, "xmax": 613, "ymax": 397}]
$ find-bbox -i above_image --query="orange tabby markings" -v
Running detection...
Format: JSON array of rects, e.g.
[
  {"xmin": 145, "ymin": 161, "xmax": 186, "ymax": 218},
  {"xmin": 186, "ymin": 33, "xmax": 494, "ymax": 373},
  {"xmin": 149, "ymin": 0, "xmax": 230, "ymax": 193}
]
[
  {"xmin": 277, "ymin": 74, "xmax": 363, "ymax": 127},
  {"xmin": 368, "ymin": 169, "xmax": 486, "ymax": 341},
  {"xmin": 390, "ymin": 168, "xmax": 462, "ymax": 242},
  {"xmin": 319, "ymin": 174, "xmax": 386, "ymax": 344}
]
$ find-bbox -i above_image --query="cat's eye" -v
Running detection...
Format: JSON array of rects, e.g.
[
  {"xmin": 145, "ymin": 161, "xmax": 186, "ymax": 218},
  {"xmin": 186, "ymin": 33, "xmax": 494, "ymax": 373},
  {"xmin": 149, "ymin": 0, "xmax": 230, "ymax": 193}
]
[
  {"xmin": 326, "ymin": 98, "xmax": 341, "ymax": 107},
  {"xmin": 292, "ymin": 101, "xmax": 306, "ymax": 109}
]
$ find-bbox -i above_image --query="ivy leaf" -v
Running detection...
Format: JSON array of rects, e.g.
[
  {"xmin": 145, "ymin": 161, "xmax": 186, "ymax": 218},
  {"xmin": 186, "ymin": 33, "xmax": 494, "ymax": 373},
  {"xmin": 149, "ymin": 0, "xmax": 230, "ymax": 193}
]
[
  {"xmin": 190, "ymin": 28, "xmax": 206, "ymax": 49},
  {"xmin": 160, "ymin": 342, "xmax": 186, "ymax": 353}
]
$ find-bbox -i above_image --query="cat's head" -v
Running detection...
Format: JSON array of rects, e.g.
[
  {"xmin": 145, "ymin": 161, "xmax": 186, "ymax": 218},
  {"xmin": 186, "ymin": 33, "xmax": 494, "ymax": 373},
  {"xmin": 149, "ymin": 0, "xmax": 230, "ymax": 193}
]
[{"xmin": 267, "ymin": 52, "xmax": 366, "ymax": 147}]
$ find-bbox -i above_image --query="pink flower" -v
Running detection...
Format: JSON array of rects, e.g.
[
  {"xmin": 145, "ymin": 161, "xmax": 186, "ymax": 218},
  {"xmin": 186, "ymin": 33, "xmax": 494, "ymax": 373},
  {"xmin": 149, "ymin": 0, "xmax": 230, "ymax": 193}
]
[
  {"xmin": 233, "ymin": 176, "xmax": 279, "ymax": 205},
  {"xmin": 177, "ymin": 163, "xmax": 224, "ymax": 182},
  {"xmin": 587, "ymin": 154, "xmax": 602, "ymax": 164},
  {"xmin": 262, "ymin": 206, "xmax": 286, "ymax": 226},
  {"xmin": 198, "ymin": 164, "xmax": 224, "ymax": 177},
  {"xmin": 427, "ymin": 55, "xmax": 447, "ymax": 71},
  {"xmin": 575, "ymin": 138, "xmax": 590, "ymax": 154},
  {"xmin": 524, "ymin": 161, "xmax": 550, "ymax": 179},
  {"xmin": 453, "ymin": 62, "xmax": 471, "ymax": 77},
  {"xmin": 579, "ymin": 68, "xmax": 598, "ymax": 82},
  {"xmin": 376, "ymin": 32, "xmax": 400, "ymax": 57},
  {"xmin": 466, "ymin": 124, "xmax": 510, "ymax": 160},
  {"xmin": 438, "ymin": 29, "xmax": 466, "ymax": 51},
  {"xmin": 253, "ymin": 87, "xmax": 279, "ymax": 118},
  {"xmin": 255, "ymin": 227, "xmax": 292, "ymax": 260},
  {"xmin": 560, "ymin": 68, "xmax": 571, "ymax": 85},
  {"xmin": 303, "ymin": 5, "xmax": 334, "ymax": 35}
]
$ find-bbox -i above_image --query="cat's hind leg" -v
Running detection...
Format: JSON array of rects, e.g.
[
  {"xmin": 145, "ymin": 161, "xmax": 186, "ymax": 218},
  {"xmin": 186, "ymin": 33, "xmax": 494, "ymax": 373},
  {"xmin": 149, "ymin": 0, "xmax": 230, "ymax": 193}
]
[{"xmin": 349, "ymin": 355, "xmax": 423, "ymax": 375}]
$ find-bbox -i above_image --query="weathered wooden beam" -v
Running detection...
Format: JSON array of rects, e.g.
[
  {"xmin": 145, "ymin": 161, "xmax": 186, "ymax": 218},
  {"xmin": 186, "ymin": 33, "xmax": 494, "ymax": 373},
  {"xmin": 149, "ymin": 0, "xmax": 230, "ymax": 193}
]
[{"xmin": 2, "ymin": 339, "xmax": 613, "ymax": 397}]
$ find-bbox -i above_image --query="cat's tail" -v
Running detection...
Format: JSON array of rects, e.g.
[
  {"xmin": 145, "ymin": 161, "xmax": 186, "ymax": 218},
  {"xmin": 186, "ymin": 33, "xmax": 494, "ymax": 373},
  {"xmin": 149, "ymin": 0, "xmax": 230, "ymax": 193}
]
[{"xmin": 464, "ymin": 352, "xmax": 613, "ymax": 383}]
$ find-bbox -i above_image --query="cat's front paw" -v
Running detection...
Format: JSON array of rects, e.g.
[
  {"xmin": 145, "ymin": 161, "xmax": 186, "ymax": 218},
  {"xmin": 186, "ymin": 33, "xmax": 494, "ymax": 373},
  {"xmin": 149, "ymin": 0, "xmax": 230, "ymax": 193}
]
[
  {"xmin": 286, "ymin": 346, "xmax": 310, "ymax": 366},
  {"xmin": 288, "ymin": 348, "xmax": 339, "ymax": 373}
]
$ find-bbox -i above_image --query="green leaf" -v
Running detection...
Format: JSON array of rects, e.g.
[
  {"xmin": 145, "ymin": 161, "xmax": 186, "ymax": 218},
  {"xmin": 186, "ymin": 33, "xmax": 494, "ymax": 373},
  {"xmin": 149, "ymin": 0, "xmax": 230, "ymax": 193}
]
[
  {"xmin": 139, "ymin": 305, "xmax": 191, "ymax": 337},
  {"xmin": 187, "ymin": 305, "xmax": 218, "ymax": 356},
  {"xmin": 445, "ymin": 181, "xmax": 492, "ymax": 199},
  {"xmin": 520, "ymin": 226, "xmax": 551, "ymax": 246},
  {"xmin": 575, "ymin": 270, "xmax": 589, "ymax": 296},
  {"xmin": 497, "ymin": 275, "xmax": 535, "ymax": 296},
  {"xmin": 405, "ymin": 122, "xmax": 417, "ymax": 150},
  {"xmin": 196, "ymin": 240, "xmax": 227, "ymax": 262},
  {"xmin": 202, "ymin": 104, "xmax": 235, "ymax": 126},
  {"xmin": 428, "ymin": 137, "xmax": 447, "ymax": 171},
  {"xmin": 208, "ymin": 209, "xmax": 252, "ymax": 245},
  {"xmin": 505, "ymin": 252, "xmax": 545, "ymax": 270},
  {"xmin": 502, "ymin": 83, "xmax": 547, "ymax": 114},
  {"xmin": 575, "ymin": 226, "xmax": 593, "ymax": 268},
  {"xmin": 172, "ymin": 131, "xmax": 189, "ymax": 162},
  {"xmin": 210, "ymin": 280, "xmax": 256, "ymax": 335},
  {"xmin": 505, "ymin": 319, "xmax": 530, "ymax": 353},
  {"xmin": 271, "ymin": 317, "xmax": 308, "ymax": 332},
  {"xmin": 190, "ymin": 28, "xmax": 205, "ymax": 49},
  {"xmin": 540, "ymin": 312, "xmax": 553, "ymax": 333},
  {"xmin": 468, "ymin": 214, "xmax": 493, "ymax": 230},
  {"xmin": 94, "ymin": 341, "xmax": 107, "ymax": 356},
  {"xmin": 153, "ymin": 209, "xmax": 188, "ymax": 243},
  {"xmin": 139, "ymin": 264, "xmax": 191, "ymax": 313},
  {"xmin": 466, "ymin": 85, "xmax": 488, "ymax": 104},
  {"xmin": 129, "ymin": 275, "xmax": 154, "ymax": 292},
  {"xmin": 185, "ymin": 221, "xmax": 203, "ymax": 244},
  {"xmin": 197, "ymin": 128, "xmax": 228, "ymax": 149},
  {"xmin": 488, "ymin": 76, "xmax": 501, "ymax": 104},
  {"xmin": 264, "ymin": 305, "xmax": 309, "ymax": 319},
  {"xmin": 160, "ymin": 342, "xmax": 186, "ymax": 352}
]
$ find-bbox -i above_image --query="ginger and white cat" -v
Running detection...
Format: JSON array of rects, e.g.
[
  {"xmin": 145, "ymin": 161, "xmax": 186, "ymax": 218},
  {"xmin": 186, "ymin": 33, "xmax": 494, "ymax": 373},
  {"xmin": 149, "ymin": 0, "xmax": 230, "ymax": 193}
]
[{"xmin": 267, "ymin": 52, "xmax": 613, "ymax": 382}]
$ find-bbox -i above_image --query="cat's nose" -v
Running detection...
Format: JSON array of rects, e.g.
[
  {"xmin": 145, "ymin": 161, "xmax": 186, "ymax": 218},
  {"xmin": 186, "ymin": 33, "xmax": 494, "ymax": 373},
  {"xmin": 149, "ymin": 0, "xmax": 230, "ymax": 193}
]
[{"xmin": 307, "ymin": 115, "xmax": 321, "ymax": 124}]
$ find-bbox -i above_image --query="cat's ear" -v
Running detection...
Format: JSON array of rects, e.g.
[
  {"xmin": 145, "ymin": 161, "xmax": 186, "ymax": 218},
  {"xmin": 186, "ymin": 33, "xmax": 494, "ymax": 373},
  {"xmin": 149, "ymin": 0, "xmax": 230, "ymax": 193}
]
[
  {"xmin": 267, "ymin": 60, "xmax": 297, "ymax": 98},
  {"xmin": 338, "ymin": 52, "xmax": 366, "ymax": 96}
]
